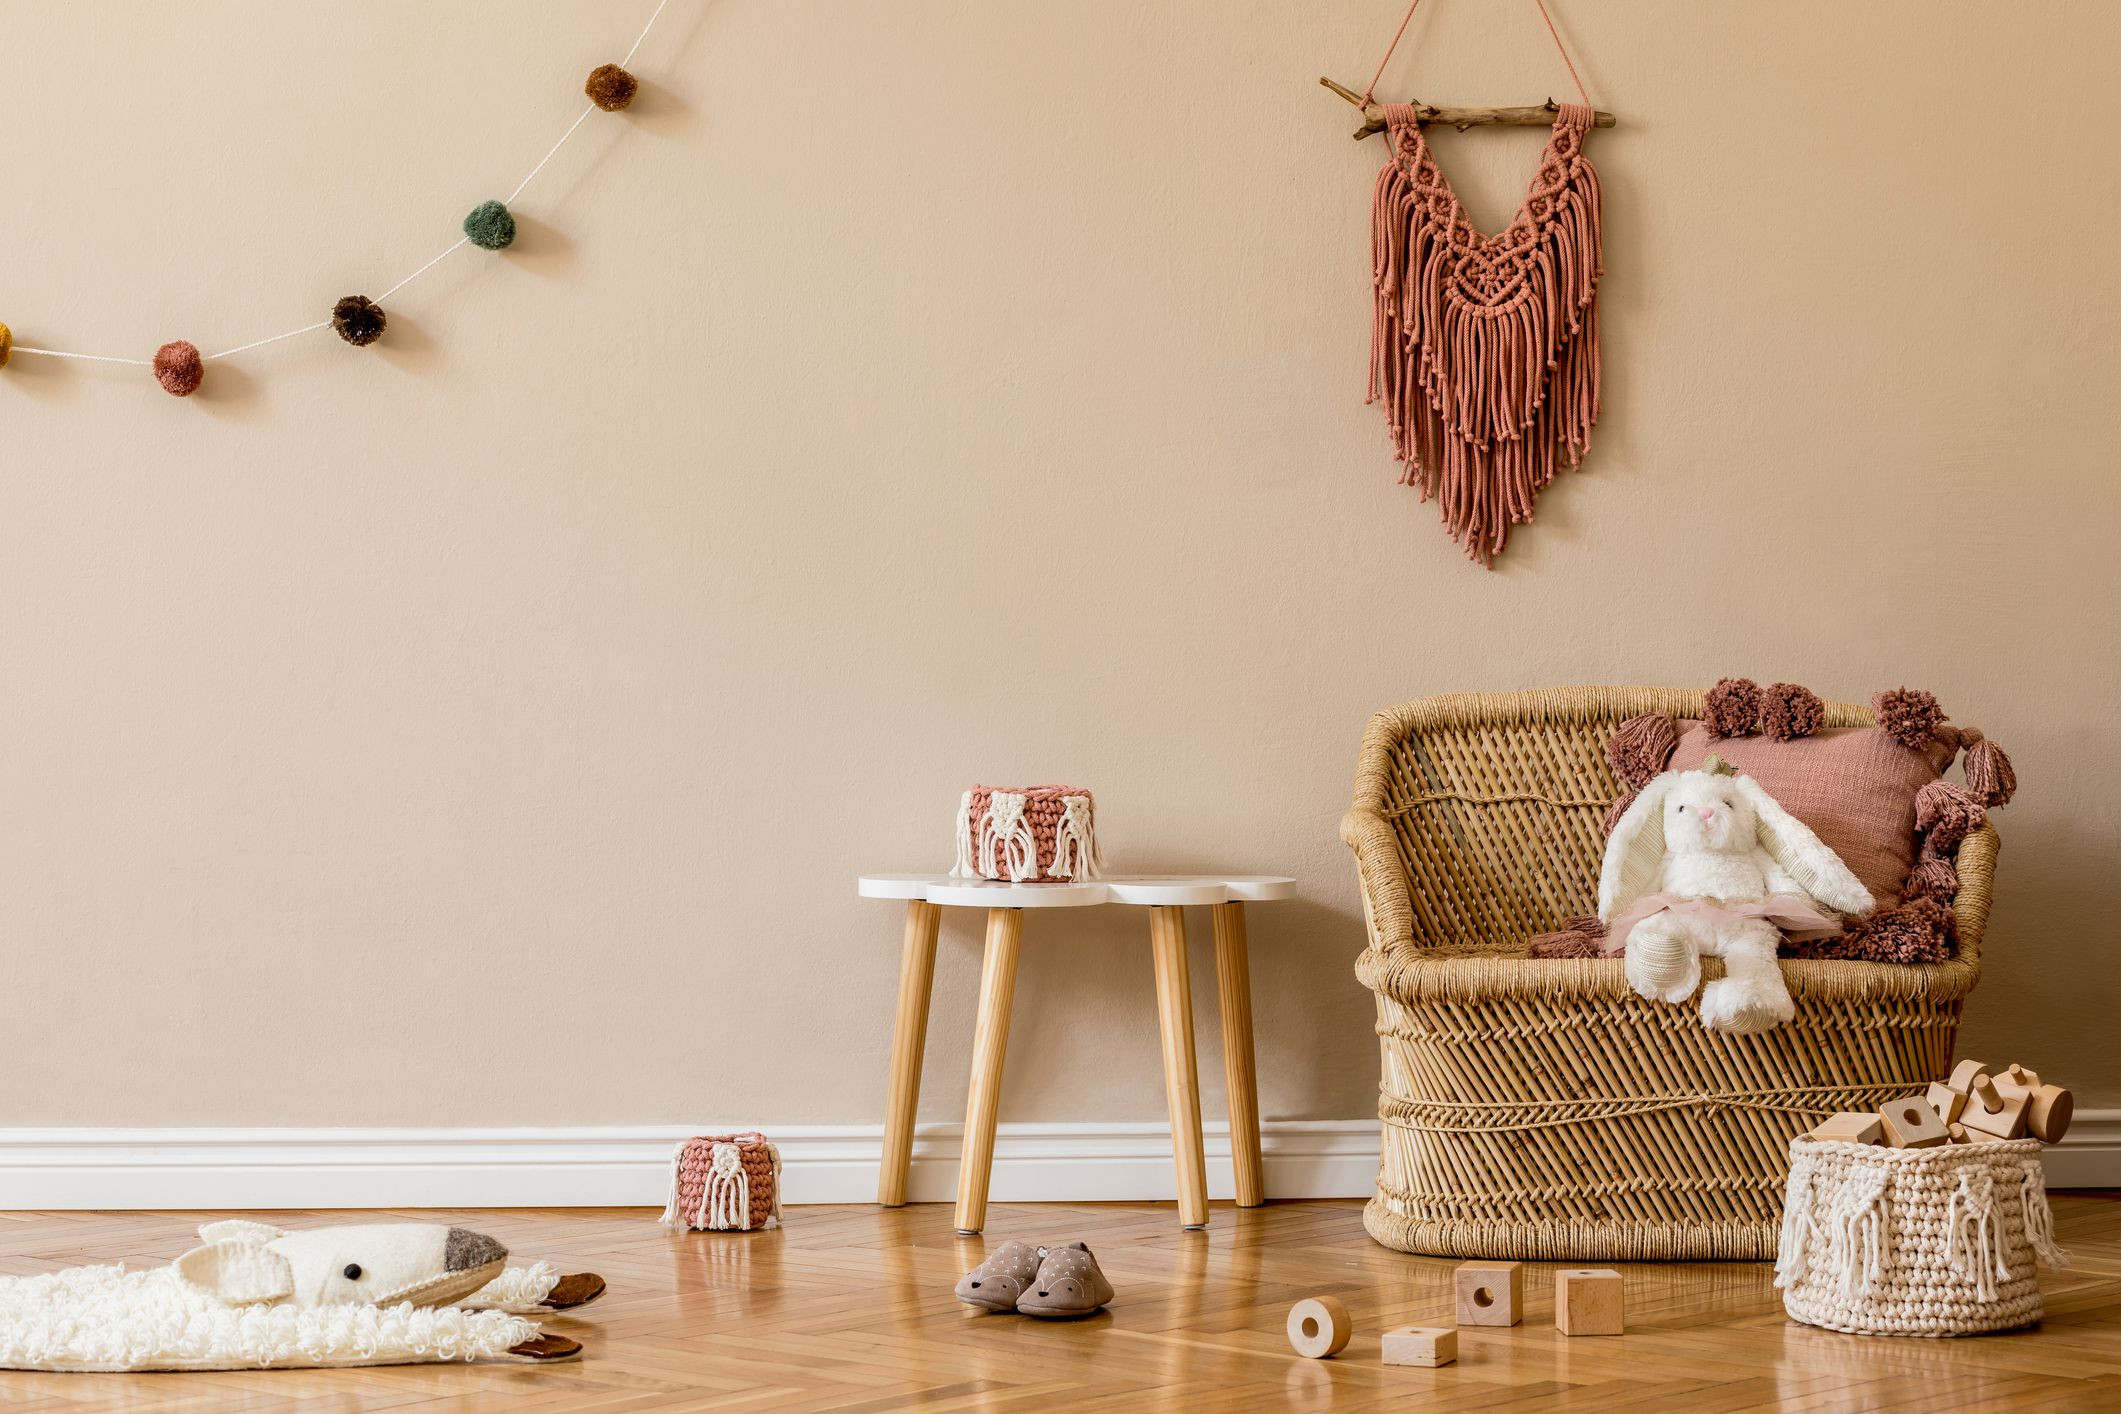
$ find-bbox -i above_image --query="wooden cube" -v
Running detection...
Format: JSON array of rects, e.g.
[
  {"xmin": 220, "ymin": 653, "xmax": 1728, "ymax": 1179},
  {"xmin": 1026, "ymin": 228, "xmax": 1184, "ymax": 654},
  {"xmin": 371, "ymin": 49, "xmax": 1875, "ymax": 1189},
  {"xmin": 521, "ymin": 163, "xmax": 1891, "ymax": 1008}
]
[
  {"xmin": 1381, "ymin": 1326, "xmax": 1457, "ymax": 1368},
  {"xmin": 1961, "ymin": 1078, "xmax": 2031, "ymax": 1140},
  {"xmin": 1876, "ymin": 1096, "xmax": 1950, "ymax": 1148},
  {"xmin": 1555, "ymin": 1268, "xmax": 1625, "ymax": 1336},
  {"xmin": 1998, "ymin": 1063, "xmax": 2041, "ymax": 1091},
  {"xmin": 1924, "ymin": 1083, "xmax": 1967, "ymax": 1125},
  {"xmin": 1454, "ymin": 1261, "xmax": 1522, "ymax": 1327},
  {"xmin": 1946, "ymin": 1059, "xmax": 1991, "ymax": 1093},
  {"xmin": 1808, "ymin": 1112, "xmax": 1883, "ymax": 1145}
]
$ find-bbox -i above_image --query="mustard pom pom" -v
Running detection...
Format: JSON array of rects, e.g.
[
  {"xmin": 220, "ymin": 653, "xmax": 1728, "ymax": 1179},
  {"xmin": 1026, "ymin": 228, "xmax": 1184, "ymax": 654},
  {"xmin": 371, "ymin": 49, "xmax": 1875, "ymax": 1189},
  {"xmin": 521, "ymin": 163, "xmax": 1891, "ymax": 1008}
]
[
  {"xmin": 585, "ymin": 63, "xmax": 639, "ymax": 111},
  {"xmin": 0, "ymin": 320, "xmax": 12, "ymax": 370}
]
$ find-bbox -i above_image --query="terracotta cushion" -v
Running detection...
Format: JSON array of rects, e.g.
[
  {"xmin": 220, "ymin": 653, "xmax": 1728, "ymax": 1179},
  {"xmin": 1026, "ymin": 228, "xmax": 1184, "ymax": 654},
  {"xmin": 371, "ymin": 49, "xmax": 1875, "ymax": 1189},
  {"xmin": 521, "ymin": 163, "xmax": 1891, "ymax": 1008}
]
[{"xmin": 1668, "ymin": 723, "xmax": 1954, "ymax": 910}]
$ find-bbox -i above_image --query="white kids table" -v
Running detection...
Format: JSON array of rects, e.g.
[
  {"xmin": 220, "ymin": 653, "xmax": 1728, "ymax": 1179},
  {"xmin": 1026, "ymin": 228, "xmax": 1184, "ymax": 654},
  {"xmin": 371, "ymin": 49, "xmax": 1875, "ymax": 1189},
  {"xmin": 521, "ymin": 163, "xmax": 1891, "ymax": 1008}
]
[{"xmin": 859, "ymin": 873, "xmax": 1295, "ymax": 1233}]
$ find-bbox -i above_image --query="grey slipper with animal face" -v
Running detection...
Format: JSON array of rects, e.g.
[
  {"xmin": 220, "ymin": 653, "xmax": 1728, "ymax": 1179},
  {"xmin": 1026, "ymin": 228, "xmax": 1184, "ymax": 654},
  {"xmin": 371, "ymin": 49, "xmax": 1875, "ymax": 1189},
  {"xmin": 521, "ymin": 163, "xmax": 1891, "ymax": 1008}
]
[
  {"xmin": 1014, "ymin": 1242, "xmax": 1113, "ymax": 1319},
  {"xmin": 954, "ymin": 1241, "xmax": 1043, "ymax": 1312}
]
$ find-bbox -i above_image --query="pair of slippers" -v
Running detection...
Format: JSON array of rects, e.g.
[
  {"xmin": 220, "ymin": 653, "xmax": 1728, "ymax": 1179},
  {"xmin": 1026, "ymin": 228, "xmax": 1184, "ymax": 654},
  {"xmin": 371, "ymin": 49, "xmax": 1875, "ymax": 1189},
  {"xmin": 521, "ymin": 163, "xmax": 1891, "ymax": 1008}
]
[{"xmin": 955, "ymin": 1241, "xmax": 1112, "ymax": 1318}]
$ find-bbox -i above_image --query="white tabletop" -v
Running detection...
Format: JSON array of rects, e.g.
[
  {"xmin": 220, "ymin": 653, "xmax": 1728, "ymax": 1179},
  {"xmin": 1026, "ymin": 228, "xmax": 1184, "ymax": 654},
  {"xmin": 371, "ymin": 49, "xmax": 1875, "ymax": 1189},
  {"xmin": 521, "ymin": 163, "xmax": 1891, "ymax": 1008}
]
[{"xmin": 858, "ymin": 874, "xmax": 1296, "ymax": 908}]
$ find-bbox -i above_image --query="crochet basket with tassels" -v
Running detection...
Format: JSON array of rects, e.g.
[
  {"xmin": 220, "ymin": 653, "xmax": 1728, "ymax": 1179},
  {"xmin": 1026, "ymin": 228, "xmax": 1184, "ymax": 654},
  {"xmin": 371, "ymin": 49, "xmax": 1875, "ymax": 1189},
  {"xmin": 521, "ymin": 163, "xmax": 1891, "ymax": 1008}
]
[
  {"xmin": 660, "ymin": 1132, "xmax": 782, "ymax": 1232},
  {"xmin": 951, "ymin": 785, "xmax": 1102, "ymax": 883},
  {"xmin": 1776, "ymin": 1137, "xmax": 2064, "ymax": 1336},
  {"xmin": 1344, "ymin": 687, "xmax": 1998, "ymax": 1261}
]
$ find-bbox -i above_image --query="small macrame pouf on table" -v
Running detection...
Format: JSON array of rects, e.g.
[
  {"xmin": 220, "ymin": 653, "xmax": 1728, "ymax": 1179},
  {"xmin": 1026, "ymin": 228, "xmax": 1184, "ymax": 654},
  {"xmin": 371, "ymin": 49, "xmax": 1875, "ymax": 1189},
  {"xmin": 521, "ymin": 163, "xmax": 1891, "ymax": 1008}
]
[
  {"xmin": 660, "ymin": 1133, "xmax": 782, "ymax": 1232},
  {"xmin": 1776, "ymin": 1136, "xmax": 2065, "ymax": 1336},
  {"xmin": 951, "ymin": 785, "xmax": 1102, "ymax": 883}
]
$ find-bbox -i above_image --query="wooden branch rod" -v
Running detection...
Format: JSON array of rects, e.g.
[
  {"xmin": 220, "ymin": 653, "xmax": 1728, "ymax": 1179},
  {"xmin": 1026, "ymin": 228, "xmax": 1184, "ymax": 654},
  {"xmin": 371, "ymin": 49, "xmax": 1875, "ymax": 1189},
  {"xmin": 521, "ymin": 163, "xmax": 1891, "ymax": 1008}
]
[{"xmin": 1319, "ymin": 76, "xmax": 1616, "ymax": 139}]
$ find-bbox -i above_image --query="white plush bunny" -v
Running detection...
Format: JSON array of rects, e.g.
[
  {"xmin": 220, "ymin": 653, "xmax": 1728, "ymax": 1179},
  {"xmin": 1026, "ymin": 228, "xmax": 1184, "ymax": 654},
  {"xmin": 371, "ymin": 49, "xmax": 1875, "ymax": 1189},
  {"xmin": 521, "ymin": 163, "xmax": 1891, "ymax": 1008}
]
[{"xmin": 1598, "ymin": 758, "xmax": 1873, "ymax": 1033}]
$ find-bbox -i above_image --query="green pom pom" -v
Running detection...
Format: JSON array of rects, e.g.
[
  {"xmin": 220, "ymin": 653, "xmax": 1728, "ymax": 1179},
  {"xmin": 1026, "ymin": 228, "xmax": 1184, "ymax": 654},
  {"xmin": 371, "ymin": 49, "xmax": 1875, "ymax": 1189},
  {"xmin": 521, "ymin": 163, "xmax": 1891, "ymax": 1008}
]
[{"xmin": 463, "ymin": 200, "xmax": 517, "ymax": 251}]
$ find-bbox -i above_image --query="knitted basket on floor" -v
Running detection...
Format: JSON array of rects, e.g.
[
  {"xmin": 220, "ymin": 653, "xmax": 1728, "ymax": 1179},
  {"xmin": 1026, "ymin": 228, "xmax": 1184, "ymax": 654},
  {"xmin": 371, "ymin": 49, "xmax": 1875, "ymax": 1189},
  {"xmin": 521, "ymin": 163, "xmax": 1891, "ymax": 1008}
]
[
  {"xmin": 1776, "ymin": 1137, "xmax": 2064, "ymax": 1335},
  {"xmin": 950, "ymin": 785, "xmax": 1101, "ymax": 882},
  {"xmin": 660, "ymin": 1133, "xmax": 782, "ymax": 1232},
  {"xmin": 1344, "ymin": 687, "xmax": 1998, "ymax": 1261}
]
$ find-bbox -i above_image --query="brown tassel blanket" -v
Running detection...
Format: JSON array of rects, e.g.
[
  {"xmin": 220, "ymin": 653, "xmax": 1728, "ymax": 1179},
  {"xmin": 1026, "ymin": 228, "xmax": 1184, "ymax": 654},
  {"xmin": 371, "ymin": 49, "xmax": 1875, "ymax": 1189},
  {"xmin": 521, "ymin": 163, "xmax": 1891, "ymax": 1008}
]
[{"xmin": 1369, "ymin": 102, "xmax": 1602, "ymax": 564}]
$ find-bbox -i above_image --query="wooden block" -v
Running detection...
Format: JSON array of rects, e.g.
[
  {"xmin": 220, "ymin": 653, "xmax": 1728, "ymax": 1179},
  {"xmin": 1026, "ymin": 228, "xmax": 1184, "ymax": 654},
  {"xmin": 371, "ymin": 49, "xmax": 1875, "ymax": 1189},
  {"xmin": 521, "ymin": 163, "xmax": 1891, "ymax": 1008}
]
[
  {"xmin": 1924, "ymin": 1083, "xmax": 1967, "ymax": 1125},
  {"xmin": 1555, "ymin": 1268, "xmax": 1625, "ymax": 1336},
  {"xmin": 1995, "ymin": 1070, "xmax": 2074, "ymax": 1143},
  {"xmin": 1807, "ymin": 1112, "xmax": 1883, "ymax": 1145},
  {"xmin": 1946, "ymin": 1059, "xmax": 1991, "ymax": 1093},
  {"xmin": 1947, "ymin": 1121, "xmax": 1970, "ymax": 1143},
  {"xmin": 1381, "ymin": 1326, "xmax": 1457, "ymax": 1368},
  {"xmin": 1286, "ymin": 1295, "xmax": 1352, "ymax": 1359},
  {"xmin": 1454, "ymin": 1261, "xmax": 1522, "ymax": 1327},
  {"xmin": 1876, "ymin": 1096, "xmax": 1950, "ymax": 1149},
  {"xmin": 1961, "ymin": 1078, "xmax": 2031, "ymax": 1140}
]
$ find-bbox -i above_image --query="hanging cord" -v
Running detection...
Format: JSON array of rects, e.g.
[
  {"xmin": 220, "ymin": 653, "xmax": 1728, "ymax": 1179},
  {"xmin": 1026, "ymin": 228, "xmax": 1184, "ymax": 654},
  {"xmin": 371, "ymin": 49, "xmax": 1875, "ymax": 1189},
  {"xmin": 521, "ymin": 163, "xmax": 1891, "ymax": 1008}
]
[
  {"xmin": 12, "ymin": 0, "xmax": 674, "ymax": 368},
  {"xmin": 1359, "ymin": 0, "xmax": 1592, "ymax": 107}
]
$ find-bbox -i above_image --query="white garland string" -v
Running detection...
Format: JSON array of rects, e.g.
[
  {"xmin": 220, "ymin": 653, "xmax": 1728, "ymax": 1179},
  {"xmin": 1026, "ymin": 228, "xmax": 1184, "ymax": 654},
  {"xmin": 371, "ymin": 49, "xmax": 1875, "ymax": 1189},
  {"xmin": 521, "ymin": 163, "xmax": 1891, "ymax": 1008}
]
[{"xmin": 10, "ymin": 0, "xmax": 674, "ymax": 370}]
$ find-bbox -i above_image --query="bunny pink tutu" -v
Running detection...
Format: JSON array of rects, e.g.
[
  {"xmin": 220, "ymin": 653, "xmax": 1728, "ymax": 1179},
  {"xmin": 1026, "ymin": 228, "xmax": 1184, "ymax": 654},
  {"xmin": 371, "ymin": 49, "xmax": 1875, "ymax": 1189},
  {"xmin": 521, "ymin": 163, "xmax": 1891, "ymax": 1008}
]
[{"xmin": 1601, "ymin": 893, "xmax": 1844, "ymax": 957}]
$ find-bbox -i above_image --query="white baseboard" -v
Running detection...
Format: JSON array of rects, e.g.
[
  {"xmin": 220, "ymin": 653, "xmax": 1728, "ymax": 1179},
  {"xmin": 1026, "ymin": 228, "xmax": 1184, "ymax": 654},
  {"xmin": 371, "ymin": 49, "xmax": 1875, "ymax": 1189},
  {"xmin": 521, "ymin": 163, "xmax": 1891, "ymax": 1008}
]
[
  {"xmin": 0, "ymin": 1120, "xmax": 1382, "ymax": 1211},
  {"xmin": 1, "ymin": 1113, "xmax": 2111, "ymax": 1211}
]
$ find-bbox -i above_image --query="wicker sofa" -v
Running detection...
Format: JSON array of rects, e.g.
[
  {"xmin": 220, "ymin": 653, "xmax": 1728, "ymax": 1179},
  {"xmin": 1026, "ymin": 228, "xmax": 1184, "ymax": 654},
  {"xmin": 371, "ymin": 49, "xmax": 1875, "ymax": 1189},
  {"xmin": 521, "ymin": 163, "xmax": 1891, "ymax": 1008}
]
[{"xmin": 1341, "ymin": 686, "xmax": 1997, "ymax": 1262}]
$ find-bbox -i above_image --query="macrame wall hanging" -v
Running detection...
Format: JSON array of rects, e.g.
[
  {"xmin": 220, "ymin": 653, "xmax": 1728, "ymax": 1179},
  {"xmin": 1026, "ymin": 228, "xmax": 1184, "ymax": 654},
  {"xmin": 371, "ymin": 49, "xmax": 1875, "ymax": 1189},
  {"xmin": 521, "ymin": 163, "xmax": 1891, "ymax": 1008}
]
[{"xmin": 1321, "ymin": 0, "xmax": 1616, "ymax": 566}]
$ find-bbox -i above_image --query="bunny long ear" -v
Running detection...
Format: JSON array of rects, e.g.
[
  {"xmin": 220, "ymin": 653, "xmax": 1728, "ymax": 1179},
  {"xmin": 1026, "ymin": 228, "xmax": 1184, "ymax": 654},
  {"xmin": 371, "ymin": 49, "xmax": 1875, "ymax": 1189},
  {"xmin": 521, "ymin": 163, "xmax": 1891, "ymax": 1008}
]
[
  {"xmin": 174, "ymin": 1239, "xmax": 294, "ymax": 1304},
  {"xmin": 1730, "ymin": 774, "xmax": 1874, "ymax": 916},
  {"xmin": 1598, "ymin": 775, "xmax": 1671, "ymax": 921},
  {"xmin": 198, "ymin": 1220, "xmax": 287, "ymax": 1245}
]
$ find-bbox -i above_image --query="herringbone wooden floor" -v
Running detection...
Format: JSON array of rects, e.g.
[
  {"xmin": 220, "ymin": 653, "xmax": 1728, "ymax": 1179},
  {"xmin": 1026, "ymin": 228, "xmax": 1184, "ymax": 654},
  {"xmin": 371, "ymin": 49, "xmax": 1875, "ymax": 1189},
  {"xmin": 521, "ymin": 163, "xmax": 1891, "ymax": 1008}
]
[{"xmin": 2, "ymin": 1197, "xmax": 2119, "ymax": 1409}]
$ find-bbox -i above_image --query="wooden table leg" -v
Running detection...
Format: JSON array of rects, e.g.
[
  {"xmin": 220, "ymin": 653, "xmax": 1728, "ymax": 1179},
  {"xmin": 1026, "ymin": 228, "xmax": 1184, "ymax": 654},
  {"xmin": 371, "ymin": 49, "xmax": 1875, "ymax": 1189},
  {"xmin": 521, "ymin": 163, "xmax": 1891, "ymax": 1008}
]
[
  {"xmin": 1150, "ymin": 904, "xmax": 1210, "ymax": 1230},
  {"xmin": 955, "ymin": 907, "xmax": 1022, "ymax": 1234},
  {"xmin": 1212, "ymin": 901, "xmax": 1265, "ymax": 1208},
  {"xmin": 878, "ymin": 899, "xmax": 941, "ymax": 1207}
]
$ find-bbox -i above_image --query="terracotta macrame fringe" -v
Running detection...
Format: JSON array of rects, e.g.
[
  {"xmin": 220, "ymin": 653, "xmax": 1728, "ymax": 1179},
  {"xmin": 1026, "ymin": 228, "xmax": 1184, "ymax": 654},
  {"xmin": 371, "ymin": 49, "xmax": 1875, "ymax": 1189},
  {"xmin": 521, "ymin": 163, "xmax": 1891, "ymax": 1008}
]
[{"xmin": 1369, "ymin": 103, "xmax": 1602, "ymax": 564}]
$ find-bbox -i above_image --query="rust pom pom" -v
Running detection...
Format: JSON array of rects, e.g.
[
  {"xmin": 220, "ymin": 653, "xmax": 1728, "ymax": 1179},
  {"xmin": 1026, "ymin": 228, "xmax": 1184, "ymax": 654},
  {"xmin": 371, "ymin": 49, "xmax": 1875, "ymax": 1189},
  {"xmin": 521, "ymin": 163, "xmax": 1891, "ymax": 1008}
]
[
  {"xmin": 153, "ymin": 340, "xmax": 204, "ymax": 397},
  {"xmin": 1702, "ymin": 677, "xmax": 1763, "ymax": 739},
  {"xmin": 331, "ymin": 295, "xmax": 387, "ymax": 347},
  {"xmin": 585, "ymin": 62, "xmax": 639, "ymax": 111},
  {"xmin": 1759, "ymin": 682, "xmax": 1824, "ymax": 741},
  {"xmin": 1527, "ymin": 916, "xmax": 1608, "ymax": 959},
  {"xmin": 1914, "ymin": 780, "xmax": 1986, "ymax": 851},
  {"xmin": 1873, "ymin": 686, "xmax": 1946, "ymax": 751},
  {"xmin": 0, "ymin": 319, "xmax": 12, "ymax": 370},
  {"xmin": 1602, "ymin": 787, "xmax": 1640, "ymax": 838},
  {"xmin": 1605, "ymin": 713, "xmax": 1678, "ymax": 788},
  {"xmin": 1959, "ymin": 728, "xmax": 2018, "ymax": 807},
  {"xmin": 1901, "ymin": 854, "xmax": 1960, "ymax": 904}
]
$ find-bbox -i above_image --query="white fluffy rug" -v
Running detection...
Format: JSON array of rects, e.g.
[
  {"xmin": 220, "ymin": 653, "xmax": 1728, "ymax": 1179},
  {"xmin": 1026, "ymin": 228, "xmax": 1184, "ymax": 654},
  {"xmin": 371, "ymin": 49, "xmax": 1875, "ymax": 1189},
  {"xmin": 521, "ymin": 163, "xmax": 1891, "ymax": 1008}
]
[{"xmin": 0, "ymin": 1262, "xmax": 540, "ymax": 1372}]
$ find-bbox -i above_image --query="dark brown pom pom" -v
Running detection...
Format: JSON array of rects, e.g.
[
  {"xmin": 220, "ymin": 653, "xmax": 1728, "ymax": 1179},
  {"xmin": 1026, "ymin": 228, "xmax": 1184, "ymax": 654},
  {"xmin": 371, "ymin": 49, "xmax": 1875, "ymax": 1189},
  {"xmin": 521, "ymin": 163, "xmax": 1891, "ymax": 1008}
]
[
  {"xmin": 1914, "ymin": 780, "xmax": 1986, "ymax": 851},
  {"xmin": 1527, "ymin": 916, "xmax": 1607, "ymax": 958},
  {"xmin": 1602, "ymin": 787, "xmax": 1640, "ymax": 838},
  {"xmin": 1960, "ymin": 730, "xmax": 2017, "ymax": 807},
  {"xmin": 1873, "ymin": 686, "xmax": 1946, "ymax": 751},
  {"xmin": 153, "ymin": 340, "xmax": 203, "ymax": 397},
  {"xmin": 1702, "ymin": 677, "xmax": 1763, "ymax": 738},
  {"xmin": 585, "ymin": 63, "xmax": 639, "ymax": 111},
  {"xmin": 331, "ymin": 295, "xmax": 387, "ymax": 347},
  {"xmin": 1901, "ymin": 855, "xmax": 1960, "ymax": 903},
  {"xmin": 1759, "ymin": 682, "xmax": 1824, "ymax": 741},
  {"xmin": 1605, "ymin": 713, "xmax": 1678, "ymax": 788}
]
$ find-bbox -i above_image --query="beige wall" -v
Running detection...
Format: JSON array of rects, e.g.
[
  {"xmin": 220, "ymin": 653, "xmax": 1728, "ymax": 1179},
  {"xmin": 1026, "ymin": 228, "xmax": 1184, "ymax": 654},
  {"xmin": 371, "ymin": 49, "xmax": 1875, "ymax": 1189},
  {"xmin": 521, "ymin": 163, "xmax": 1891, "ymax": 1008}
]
[{"xmin": 3, "ymin": 1, "xmax": 2116, "ymax": 1130}]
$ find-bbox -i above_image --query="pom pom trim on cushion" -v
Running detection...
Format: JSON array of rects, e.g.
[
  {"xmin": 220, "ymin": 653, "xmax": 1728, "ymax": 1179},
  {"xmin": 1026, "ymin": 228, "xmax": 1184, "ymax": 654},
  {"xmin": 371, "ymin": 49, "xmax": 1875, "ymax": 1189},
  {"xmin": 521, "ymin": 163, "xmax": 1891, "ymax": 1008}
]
[
  {"xmin": 463, "ymin": 200, "xmax": 517, "ymax": 251},
  {"xmin": 1702, "ymin": 677, "xmax": 1763, "ymax": 739},
  {"xmin": 1914, "ymin": 780, "xmax": 1986, "ymax": 852},
  {"xmin": 1901, "ymin": 853, "xmax": 1960, "ymax": 904},
  {"xmin": 1873, "ymin": 686, "xmax": 1946, "ymax": 751},
  {"xmin": 1959, "ymin": 729, "xmax": 2018, "ymax": 807},
  {"xmin": 585, "ymin": 63, "xmax": 639, "ymax": 111},
  {"xmin": 331, "ymin": 296, "xmax": 387, "ymax": 347},
  {"xmin": 1759, "ymin": 682, "xmax": 1824, "ymax": 741},
  {"xmin": 153, "ymin": 341, "xmax": 204, "ymax": 397},
  {"xmin": 1605, "ymin": 713, "xmax": 1678, "ymax": 788},
  {"xmin": 1527, "ymin": 916, "xmax": 1607, "ymax": 958}
]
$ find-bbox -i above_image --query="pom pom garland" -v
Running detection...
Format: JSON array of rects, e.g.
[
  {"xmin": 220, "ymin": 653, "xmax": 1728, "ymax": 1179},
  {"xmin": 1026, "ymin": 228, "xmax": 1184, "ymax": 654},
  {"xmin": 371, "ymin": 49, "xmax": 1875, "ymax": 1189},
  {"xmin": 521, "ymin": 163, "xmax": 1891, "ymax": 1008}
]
[
  {"xmin": 1702, "ymin": 677, "xmax": 1763, "ymax": 739},
  {"xmin": 463, "ymin": 200, "xmax": 518, "ymax": 251},
  {"xmin": 0, "ymin": 319, "xmax": 12, "ymax": 370},
  {"xmin": 153, "ymin": 340, "xmax": 204, "ymax": 397},
  {"xmin": 1759, "ymin": 681, "xmax": 1824, "ymax": 741},
  {"xmin": 1873, "ymin": 686, "xmax": 1946, "ymax": 751},
  {"xmin": 1605, "ymin": 713, "xmax": 1678, "ymax": 788},
  {"xmin": 1960, "ymin": 729, "xmax": 2018, "ymax": 807},
  {"xmin": 585, "ymin": 63, "xmax": 639, "ymax": 111},
  {"xmin": 331, "ymin": 296, "xmax": 387, "ymax": 347},
  {"xmin": 1914, "ymin": 780, "xmax": 1985, "ymax": 851}
]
